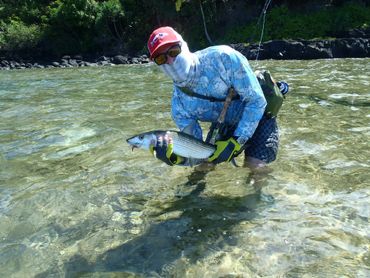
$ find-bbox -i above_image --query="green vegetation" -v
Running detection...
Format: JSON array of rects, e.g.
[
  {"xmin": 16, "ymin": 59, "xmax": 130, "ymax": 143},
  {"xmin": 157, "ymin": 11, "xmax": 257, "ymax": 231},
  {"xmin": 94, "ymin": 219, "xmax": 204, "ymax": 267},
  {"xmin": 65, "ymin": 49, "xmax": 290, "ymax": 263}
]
[
  {"xmin": 0, "ymin": 20, "xmax": 42, "ymax": 53},
  {"xmin": 222, "ymin": 2, "xmax": 370, "ymax": 43},
  {"xmin": 0, "ymin": 0, "xmax": 369, "ymax": 58}
]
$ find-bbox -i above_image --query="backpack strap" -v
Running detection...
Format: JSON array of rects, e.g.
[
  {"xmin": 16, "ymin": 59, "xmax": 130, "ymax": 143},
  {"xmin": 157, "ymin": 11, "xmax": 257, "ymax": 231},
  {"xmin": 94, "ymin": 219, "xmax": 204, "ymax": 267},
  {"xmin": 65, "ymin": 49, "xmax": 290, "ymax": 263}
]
[{"xmin": 176, "ymin": 86, "xmax": 240, "ymax": 102}]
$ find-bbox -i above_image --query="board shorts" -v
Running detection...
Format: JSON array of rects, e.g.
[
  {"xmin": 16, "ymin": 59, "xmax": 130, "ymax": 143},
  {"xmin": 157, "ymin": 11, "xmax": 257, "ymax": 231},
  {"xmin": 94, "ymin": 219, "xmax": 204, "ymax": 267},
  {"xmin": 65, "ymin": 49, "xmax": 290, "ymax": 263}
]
[{"xmin": 244, "ymin": 115, "xmax": 279, "ymax": 163}]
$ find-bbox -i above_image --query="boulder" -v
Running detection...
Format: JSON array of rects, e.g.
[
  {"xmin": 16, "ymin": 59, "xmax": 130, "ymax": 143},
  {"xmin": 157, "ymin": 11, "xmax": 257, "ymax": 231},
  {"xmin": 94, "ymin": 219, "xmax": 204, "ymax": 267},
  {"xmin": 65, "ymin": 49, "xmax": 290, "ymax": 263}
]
[
  {"xmin": 262, "ymin": 40, "xmax": 306, "ymax": 59},
  {"xmin": 332, "ymin": 39, "xmax": 351, "ymax": 58},
  {"xmin": 68, "ymin": 59, "xmax": 79, "ymax": 67},
  {"xmin": 112, "ymin": 55, "xmax": 128, "ymax": 64},
  {"xmin": 97, "ymin": 56, "xmax": 109, "ymax": 62},
  {"xmin": 304, "ymin": 42, "xmax": 332, "ymax": 59},
  {"xmin": 348, "ymin": 38, "xmax": 368, "ymax": 57},
  {"xmin": 131, "ymin": 57, "xmax": 140, "ymax": 64}
]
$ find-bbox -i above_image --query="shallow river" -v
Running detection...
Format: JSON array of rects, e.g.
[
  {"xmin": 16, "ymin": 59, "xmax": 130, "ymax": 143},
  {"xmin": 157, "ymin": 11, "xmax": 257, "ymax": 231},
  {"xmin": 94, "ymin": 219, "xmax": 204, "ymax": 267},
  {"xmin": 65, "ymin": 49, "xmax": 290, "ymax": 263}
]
[{"xmin": 0, "ymin": 59, "xmax": 369, "ymax": 277}]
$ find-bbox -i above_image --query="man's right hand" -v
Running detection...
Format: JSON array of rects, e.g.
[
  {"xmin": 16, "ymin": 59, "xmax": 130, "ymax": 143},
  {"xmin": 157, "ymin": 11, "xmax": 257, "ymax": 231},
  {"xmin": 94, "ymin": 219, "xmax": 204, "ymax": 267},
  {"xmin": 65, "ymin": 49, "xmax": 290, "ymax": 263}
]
[{"xmin": 153, "ymin": 133, "xmax": 184, "ymax": 166}]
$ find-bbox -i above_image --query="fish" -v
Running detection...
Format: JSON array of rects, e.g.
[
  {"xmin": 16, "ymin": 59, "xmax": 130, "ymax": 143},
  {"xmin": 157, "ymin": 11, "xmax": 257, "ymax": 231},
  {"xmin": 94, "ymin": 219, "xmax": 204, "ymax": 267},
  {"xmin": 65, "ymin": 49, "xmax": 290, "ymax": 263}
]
[{"xmin": 126, "ymin": 130, "xmax": 216, "ymax": 160}]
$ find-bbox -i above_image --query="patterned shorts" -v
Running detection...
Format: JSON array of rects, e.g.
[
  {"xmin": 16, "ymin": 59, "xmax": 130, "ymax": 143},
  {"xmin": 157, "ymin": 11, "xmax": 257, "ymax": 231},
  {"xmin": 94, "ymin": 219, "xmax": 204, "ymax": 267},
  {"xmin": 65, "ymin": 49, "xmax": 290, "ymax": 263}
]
[{"xmin": 244, "ymin": 116, "xmax": 279, "ymax": 163}]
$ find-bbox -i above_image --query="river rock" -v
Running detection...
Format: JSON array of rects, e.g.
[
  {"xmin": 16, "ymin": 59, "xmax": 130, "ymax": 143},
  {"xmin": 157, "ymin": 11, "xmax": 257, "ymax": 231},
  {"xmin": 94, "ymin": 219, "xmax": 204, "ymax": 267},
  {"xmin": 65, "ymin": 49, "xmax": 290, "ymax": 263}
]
[
  {"xmin": 267, "ymin": 40, "xmax": 307, "ymax": 59},
  {"xmin": 97, "ymin": 56, "xmax": 109, "ymax": 62},
  {"xmin": 83, "ymin": 62, "xmax": 95, "ymax": 67},
  {"xmin": 348, "ymin": 38, "xmax": 369, "ymax": 57},
  {"xmin": 304, "ymin": 44, "xmax": 332, "ymax": 59},
  {"xmin": 68, "ymin": 59, "xmax": 79, "ymax": 67},
  {"xmin": 97, "ymin": 60, "xmax": 110, "ymax": 66},
  {"xmin": 1, "ymin": 60, "xmax": 9, "ymax": 67},
  {"xmin": 131, "ymin": 57, "xmax": 140, "ymax": 64},
  {"xmin": 140, "ymin": 55, "xmax": 150, "ymax": 63},
  {"xmin": 112, "ymin": 55, "xmax": 128, "ymax": 64},
  {"xmin": 1, "ymin": 36, "xmax": 369, "ymax": 70}
]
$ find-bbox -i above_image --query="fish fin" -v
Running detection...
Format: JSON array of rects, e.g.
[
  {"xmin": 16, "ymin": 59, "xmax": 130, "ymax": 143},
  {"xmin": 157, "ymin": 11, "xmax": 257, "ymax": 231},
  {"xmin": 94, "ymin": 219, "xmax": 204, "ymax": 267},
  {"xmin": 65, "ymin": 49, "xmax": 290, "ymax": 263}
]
[
  {"xmin": 188, "ymin": 158, "xmax": 207, "ymax": 167},
  {"xmin": 149, "ymin": 145, "xmax": 154, "ymax": 155},
  {"xmin": 231, "ymin": 158, "xmax": 240, "ymax": 167},
  {"xmin": 182, "ymin": 122, "xmax": 196, "ymax": 136}
]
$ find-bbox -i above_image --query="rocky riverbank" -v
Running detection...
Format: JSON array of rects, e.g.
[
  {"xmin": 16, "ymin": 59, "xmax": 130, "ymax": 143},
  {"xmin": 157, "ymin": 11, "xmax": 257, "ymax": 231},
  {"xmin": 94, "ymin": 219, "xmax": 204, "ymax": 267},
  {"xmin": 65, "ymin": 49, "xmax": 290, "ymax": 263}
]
[
  {"xmin": 1, "ymin": 37, "xmax": 369, "ymax": 70},
  {"xmin": 0, "ymin": 54, "xmax": 150, "ymax": 70},
  {"xmin": 232, "ymin": 37, "xmax": 370, "ymax": 60}
]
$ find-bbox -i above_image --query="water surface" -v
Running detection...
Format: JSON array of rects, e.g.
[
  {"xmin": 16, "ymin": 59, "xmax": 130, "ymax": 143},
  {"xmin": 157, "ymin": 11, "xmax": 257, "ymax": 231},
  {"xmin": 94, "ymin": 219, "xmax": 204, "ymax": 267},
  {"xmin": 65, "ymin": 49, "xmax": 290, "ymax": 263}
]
[{"xmin": 0, "ymin": 59, "xmax": 369, "ymax": 277}]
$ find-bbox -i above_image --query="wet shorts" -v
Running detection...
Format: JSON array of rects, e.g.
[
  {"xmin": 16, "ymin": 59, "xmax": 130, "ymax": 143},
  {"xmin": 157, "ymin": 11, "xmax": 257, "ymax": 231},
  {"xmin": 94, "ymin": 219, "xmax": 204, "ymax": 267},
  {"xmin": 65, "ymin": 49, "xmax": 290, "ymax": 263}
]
[{"xmin": 244, "ymin": 116, "xmax": 279, "ymax": 163}]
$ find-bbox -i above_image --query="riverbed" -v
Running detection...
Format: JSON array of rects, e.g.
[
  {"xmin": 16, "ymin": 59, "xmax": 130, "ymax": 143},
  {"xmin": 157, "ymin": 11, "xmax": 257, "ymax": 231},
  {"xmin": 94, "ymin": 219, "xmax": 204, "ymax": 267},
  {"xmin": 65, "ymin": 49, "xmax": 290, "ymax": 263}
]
[{"xmin": 0, "ymin": 59, "xmax": 369, "ymax": 277}]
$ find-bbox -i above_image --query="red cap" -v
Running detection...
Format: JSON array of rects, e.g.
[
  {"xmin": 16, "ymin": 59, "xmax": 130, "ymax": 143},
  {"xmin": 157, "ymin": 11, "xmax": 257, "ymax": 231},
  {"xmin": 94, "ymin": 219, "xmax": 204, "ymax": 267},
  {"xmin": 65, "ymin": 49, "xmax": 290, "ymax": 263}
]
[{"xmin": 147, "ymin": 26, "xmax": 181, "ymax": 59}]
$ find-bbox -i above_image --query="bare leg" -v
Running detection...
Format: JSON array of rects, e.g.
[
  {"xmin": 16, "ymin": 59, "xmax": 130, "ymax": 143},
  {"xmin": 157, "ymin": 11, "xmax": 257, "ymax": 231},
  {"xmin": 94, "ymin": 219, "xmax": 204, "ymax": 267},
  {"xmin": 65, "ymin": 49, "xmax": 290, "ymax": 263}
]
[
  {"xmin": 244, "ymin": 156, "xmax": 267, "ymax": 170},
  {"xmin": 194, "ymin": 162, "xmax": 215, "ymax": 172}
]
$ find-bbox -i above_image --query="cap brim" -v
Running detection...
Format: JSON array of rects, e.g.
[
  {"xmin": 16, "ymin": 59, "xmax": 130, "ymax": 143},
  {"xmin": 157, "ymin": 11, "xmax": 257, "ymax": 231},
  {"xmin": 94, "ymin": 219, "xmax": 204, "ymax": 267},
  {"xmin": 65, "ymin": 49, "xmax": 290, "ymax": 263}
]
[{"xmin": 150, "ymin": 40, "xmax": 181, "ymax": 59}]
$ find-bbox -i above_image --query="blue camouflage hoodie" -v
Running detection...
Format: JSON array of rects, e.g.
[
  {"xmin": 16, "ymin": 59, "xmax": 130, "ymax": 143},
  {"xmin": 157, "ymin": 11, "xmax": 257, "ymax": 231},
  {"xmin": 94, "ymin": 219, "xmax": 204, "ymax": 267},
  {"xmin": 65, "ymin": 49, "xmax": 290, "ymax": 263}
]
[{"xmin": 170, "ymin": 45, "xmax": 266, "ymax": 144}]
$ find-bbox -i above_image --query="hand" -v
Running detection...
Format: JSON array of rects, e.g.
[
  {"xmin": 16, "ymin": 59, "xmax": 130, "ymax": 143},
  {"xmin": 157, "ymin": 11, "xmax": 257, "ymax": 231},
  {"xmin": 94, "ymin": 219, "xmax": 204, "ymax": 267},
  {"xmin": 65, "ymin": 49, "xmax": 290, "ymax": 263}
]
[
  {"xmin": 208, "ymin": 137, "xmax": 241, "ymax": 164},
  {"xmin": 153, "ymin": 133, "xmax": 184, "ymax": 166}
]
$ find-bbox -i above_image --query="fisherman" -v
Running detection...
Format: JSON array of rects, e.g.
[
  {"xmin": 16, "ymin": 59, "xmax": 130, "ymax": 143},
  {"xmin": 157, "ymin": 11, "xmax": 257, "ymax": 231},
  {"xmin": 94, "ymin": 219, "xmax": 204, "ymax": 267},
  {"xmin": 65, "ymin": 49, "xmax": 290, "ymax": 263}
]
[{"xmin": 147, "ymin": 26, "xmax": 288, "ymax": 169}]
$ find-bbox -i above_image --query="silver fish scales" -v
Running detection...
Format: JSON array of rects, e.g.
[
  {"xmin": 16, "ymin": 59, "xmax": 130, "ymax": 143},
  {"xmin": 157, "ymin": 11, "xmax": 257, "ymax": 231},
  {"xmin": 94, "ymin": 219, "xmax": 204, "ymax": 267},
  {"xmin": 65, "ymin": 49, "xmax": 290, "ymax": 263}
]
[{"xmin": 126, "ymin": 130, "xmax": 215, "ymax": 160}]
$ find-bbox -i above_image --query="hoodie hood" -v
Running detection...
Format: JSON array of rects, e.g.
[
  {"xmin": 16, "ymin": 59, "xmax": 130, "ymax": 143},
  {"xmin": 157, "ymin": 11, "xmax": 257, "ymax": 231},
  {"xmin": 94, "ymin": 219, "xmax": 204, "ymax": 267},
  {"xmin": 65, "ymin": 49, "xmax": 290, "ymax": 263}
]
[{"xmin": 159, "ymin": 39, "xmax": 198, "ymax": 87}]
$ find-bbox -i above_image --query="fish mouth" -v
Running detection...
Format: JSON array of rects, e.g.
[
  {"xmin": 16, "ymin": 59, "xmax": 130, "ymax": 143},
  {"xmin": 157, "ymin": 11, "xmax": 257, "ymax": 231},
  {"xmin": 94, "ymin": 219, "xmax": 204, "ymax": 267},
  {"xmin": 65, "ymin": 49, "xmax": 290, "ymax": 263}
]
[{"xmin": 126, "ymin": 137, "xmax": 138, "ymax": 151}]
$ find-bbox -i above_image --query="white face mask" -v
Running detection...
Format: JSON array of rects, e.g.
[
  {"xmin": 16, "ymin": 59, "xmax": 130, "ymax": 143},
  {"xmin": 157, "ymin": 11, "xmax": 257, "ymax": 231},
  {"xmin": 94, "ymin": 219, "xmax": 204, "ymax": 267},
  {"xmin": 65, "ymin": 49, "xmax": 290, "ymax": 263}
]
[{"xmin": 159, "ymin": 41, "xmax": 195, "ymax": 86}]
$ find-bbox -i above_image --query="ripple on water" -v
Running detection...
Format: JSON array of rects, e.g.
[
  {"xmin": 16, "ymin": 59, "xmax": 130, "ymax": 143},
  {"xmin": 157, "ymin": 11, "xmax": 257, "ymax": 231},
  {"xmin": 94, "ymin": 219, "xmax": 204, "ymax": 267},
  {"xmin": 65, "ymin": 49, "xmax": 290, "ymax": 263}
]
[
  {"xmin": 0, "ymin": 189, "xmax": 12, "ymax": 214},
  {"xmin": 323, "ymin": 159, "xmax": 369, "ymax": 170},
  {"xmin": 328, "ymin": 92, "xmax": 370, "ymax": 107},
  {"xmin": 329, "ymin": 93, "xmax": 361, "ymax": 99},
  {"xmin": 1, "ymin": 60, "xmax": 370, "ymax": 277},
  {"xmin": 348, "ymin": 126, "xmax": 370, "ymax": 136},
  {"xmin": 41, "ymin": 127, "xmax": 98, "ymax": 160},
  {"xmin": 289, "ymin": 139, "xmax": 334, "ymax": 155}
]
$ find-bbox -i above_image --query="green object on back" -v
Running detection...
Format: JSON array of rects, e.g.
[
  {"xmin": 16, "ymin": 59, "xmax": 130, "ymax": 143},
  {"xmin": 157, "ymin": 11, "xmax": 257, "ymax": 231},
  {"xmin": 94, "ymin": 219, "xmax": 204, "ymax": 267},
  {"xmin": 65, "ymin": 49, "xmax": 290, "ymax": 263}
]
[{"xmin": 255, "ymin": 70, "xmax": 284, "ymax": 118}]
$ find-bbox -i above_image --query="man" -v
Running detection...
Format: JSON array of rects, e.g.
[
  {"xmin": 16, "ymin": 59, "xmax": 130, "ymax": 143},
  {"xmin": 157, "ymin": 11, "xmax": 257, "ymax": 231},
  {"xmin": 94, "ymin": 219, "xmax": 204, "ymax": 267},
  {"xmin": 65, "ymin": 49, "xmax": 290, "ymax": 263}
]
[{"xmin": 147, "ymin": 26, "xmax": 286, "ymax": 169}]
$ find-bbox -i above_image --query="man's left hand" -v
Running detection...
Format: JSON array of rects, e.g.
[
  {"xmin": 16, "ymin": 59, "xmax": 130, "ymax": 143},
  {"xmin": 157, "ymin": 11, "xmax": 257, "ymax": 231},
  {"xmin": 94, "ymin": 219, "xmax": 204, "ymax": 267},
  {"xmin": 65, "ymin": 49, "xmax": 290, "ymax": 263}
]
[{"xmin": 208, "ymin": 137, "xmax": 241, "ymax": 164}]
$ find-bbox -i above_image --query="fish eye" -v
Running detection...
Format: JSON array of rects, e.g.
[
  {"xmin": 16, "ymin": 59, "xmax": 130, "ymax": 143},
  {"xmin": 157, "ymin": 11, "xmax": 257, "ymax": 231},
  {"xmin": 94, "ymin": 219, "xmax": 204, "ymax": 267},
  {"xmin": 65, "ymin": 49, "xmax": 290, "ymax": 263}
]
[{"xmin": 139, "ymin": 135, "xmax": 144, "ymax": 140}]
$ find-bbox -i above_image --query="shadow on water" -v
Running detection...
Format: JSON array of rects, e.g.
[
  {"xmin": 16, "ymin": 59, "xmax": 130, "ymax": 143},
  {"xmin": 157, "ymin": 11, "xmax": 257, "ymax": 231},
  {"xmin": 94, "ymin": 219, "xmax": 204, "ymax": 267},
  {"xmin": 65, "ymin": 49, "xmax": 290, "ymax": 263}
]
[{"xmin": 37, "ymin": 169, "xmax": 274, "ymax": 277}]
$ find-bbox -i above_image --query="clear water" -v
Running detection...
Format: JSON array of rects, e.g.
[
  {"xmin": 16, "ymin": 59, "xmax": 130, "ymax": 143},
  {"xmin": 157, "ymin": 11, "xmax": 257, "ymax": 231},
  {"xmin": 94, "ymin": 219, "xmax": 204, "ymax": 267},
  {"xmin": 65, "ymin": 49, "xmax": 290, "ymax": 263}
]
[{"xmin": 0, "ymin": 59, "xmax": 369, "ymax": 277}]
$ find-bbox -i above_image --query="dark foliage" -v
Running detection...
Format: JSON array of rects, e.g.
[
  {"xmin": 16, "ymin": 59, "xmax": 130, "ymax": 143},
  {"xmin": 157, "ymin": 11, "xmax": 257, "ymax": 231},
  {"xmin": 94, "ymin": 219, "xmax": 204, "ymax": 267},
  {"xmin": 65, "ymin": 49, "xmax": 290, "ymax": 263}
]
[{"xmin": 0, "ymin": 0, "xmax": 369, "ymax": 58}]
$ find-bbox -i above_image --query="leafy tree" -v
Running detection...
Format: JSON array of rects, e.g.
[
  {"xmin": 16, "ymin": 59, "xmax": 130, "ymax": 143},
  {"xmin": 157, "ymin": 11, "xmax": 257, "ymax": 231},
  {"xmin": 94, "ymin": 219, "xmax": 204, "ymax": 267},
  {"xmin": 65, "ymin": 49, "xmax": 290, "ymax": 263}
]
[
  {"xmin": 0, "ymin": 0, "xmax": 369, "ymax": 57},
  {"xmin": 45, "ymin": 0, "xmax": 99, "ymax": 54},
  {"xmin": 95, "ymin": 0, "xmax": 126, "ymax": 52},
  {"xmin": 0, "ymin": 19, "xmax": 43, "ymax": 55}
]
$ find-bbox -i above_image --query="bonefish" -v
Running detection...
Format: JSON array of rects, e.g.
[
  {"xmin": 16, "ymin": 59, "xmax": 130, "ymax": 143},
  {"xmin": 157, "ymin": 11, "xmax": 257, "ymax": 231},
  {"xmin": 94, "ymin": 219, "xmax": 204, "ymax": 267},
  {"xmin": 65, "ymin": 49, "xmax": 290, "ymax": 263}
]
[{"xmin": 126, "ymin": 130, "xmax": 215, "ymax": 160}]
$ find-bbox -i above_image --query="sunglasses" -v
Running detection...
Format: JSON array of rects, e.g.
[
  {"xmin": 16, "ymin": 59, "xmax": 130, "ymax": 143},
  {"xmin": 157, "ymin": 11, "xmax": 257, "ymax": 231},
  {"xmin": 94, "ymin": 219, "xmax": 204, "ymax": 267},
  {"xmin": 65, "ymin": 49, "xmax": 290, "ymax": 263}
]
[{"xmin": 153, "ymin": 44, "xmax": 182, "ymax": 65}]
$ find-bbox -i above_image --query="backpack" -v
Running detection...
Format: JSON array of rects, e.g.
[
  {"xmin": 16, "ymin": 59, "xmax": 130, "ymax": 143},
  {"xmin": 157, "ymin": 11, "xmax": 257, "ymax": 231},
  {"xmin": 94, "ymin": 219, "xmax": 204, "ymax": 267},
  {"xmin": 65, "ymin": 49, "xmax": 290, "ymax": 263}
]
[{"xmin": 255, "ymin": 70, "xmax": 285, "ymax": 118}]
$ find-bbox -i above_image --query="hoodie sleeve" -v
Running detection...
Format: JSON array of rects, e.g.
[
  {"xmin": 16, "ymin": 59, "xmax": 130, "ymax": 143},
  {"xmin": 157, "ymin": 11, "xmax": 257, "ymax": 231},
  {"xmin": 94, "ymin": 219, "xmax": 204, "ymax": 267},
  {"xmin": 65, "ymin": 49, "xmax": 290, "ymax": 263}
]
[
  {"xmin": 171, "ymin": 86, "xmax": 203, "ymax": 140},
  {"xmin": 224, "ymin": 50, "xmax": 266, "ymax": 143}
]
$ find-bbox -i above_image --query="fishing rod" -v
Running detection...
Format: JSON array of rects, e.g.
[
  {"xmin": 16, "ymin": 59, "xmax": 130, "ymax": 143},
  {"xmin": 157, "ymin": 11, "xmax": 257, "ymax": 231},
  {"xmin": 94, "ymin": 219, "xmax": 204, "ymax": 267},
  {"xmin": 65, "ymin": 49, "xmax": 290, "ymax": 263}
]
[
  {"xmin": 205, "ymin": 87, "xmax": 236, "ymax": 144},
  {"xmin": 255, "ymin": 0, "xmax": 272, "ymax": 62},
  {"xmin": 189, "ymin": 0, "xmax": 274, "ymax": 156},
  {"xmin": 221, "ymin": 0, "xmax": 273, "ymax": 131}
]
